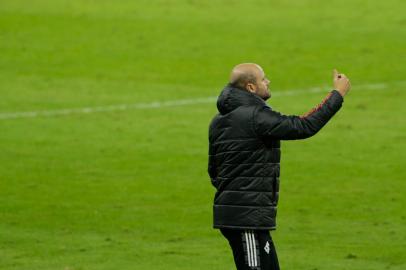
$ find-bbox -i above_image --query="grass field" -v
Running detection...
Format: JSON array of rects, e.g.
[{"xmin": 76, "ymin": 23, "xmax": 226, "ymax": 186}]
[{"xmin": 0, "ymin": 0, "xmax": 405, "ymax": 269}]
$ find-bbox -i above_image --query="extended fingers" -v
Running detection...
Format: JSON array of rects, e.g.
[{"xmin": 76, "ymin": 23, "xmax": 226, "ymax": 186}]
[{"xmin": 333, "ymin": 69, "xmax": 339, "ymax": 78}]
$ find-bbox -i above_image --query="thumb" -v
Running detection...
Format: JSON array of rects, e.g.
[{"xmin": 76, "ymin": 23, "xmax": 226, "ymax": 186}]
[{"xmin": 333, "ymin": 69, "xmax": 339, "ymax": 79}]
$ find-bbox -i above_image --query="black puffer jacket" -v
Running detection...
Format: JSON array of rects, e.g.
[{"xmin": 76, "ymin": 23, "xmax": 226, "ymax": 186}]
[{"xmin": 208, "ymin": 85, "xmax": 343, "ymax": 230}]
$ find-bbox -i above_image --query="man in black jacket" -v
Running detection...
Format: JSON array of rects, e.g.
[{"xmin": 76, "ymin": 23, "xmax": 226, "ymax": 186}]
[{"xmin": 208, "ymin": 63, "xmax": 350, "ymax": 270}]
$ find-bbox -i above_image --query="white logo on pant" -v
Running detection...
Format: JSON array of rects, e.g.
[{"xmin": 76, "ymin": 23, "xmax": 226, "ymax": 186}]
[{"xmin": 264, "ymin": 241, "xmax": 270, "ymax": 254}]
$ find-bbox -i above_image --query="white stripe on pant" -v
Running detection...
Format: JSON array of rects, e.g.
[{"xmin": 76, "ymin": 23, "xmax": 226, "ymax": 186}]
[
  {"xmin": 244, "ymin": 230, "xmax": 258, "ymax": 268},
  {"xmin": 251, "ymin": 231, "xmax": 258, "ymax": 267},
  {"xmin": 244, "ymin": 232, "xmax": 252, "ymax": 266}
]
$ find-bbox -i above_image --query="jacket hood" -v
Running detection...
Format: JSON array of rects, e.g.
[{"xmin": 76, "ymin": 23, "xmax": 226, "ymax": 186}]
[{"xmin": 216, "ymin": 84, "xmax": 267, "ymax": 115}]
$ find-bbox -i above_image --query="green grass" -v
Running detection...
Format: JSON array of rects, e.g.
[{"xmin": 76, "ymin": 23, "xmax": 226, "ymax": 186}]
[{"xmin": 0, "ymin": 0, "xmax": 405, "ymax": 269}]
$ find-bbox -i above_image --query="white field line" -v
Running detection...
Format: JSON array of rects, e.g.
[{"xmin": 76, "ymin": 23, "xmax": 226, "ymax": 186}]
[{"xmin": 0, "ymin": 81, "xmax": 403, "ymax": 120}]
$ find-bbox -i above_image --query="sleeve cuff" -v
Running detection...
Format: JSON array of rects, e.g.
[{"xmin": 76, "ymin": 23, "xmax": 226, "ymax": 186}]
[{"xmin": 331, "ymin": 89, "xmax": 344, "ymax": 103}]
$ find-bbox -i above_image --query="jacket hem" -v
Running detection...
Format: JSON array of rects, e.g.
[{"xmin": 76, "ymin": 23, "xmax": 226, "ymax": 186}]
[{"xmin": 213, "ymin": 224, "xmax": 276, "ymax": 230}]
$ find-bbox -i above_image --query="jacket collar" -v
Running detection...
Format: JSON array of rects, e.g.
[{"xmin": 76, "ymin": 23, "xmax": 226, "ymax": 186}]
[{"xmin": 216, "ymin": 84, "xmax": 268, "ymax": 115}]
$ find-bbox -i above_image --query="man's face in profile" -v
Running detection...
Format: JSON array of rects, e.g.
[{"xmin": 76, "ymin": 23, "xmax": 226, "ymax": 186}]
[{"xmin": 254, "ymin": 67, "xmax": 271, "ymax": 100}]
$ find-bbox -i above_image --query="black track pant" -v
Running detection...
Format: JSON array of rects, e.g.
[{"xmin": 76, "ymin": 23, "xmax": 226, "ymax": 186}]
[{"xmin": 220, "ymin": 229, "xmax": 280, "ymax": 270}]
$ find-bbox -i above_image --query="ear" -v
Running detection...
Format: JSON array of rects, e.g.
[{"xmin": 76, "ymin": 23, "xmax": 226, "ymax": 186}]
[{"xmin": 246, "ymin": 83, "xmax": 256, "ymax": 93}]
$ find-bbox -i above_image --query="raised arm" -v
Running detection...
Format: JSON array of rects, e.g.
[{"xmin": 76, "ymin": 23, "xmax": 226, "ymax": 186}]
[{"xmin": 254, "ymin": 69, "xmax": 351, "ymax": 140}]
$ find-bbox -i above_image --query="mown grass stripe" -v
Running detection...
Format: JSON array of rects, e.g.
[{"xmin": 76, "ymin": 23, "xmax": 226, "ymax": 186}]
[{"xmin": 0, "ymin": 81, "xmax": 403, "ymax": 120}]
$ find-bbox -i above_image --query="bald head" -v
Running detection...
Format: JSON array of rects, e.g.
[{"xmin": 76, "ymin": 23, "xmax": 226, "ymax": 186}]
[
  {"xmin": 228, "ymin": 63, "xmax": 271, "ymax": 100},
  {"xmin": 229, "ymin": 63, "xmax": 263, "ymax": 90}
]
